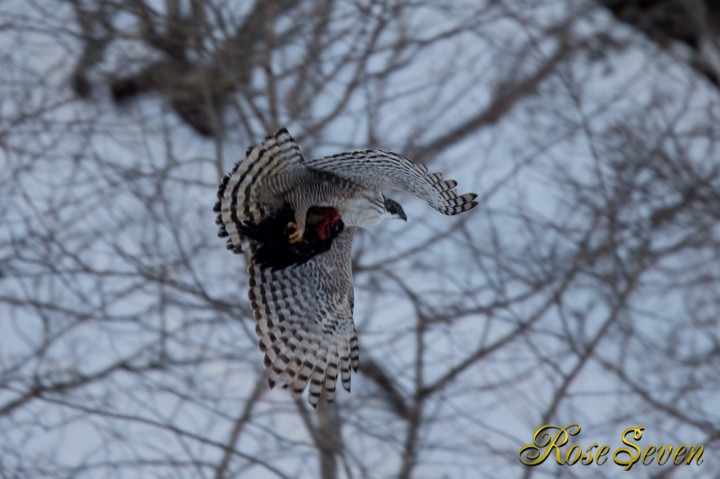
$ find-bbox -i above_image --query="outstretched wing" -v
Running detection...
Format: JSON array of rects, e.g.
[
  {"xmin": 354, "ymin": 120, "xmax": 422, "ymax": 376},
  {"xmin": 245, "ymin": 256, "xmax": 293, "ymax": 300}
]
[
  {"xmin": 214, "ymin": 128, "xmax": 305, "ymax": 253},
  {"xmin": 247, "ymin": 229, "xmax": 359, "ymax": 407},
  {"xmin": 305, "ymin": 149, "xmax": 478, "ymax": 215}
]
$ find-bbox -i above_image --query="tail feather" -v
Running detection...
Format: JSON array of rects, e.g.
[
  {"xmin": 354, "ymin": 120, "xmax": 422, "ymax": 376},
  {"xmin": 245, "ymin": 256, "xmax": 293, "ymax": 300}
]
[
  {"xmin": 349, "ymin": 334, "xmax": 360, "ymax": 372},
  {"xmin": 290, "ymin": 352, "xmax": 318, "ymax": 399},
  {"xmin": 308, "ymin": 354, "xmax": 328, "ymax": 408},
  {"xmin": 323, "ymin": 356, "xmax": 339, "ymax": 402}
]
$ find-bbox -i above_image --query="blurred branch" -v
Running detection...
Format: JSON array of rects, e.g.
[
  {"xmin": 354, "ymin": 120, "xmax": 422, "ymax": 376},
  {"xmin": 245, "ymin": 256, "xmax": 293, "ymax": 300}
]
[
  {"xmin": 67, "ymin": 0, "xmax": 114, "ymax": 97},
  {"xmin": 213, "ymin": 375, "xmax": 266, "ymax": 479},
  {"xmin": 598, "ymin": 0, "xmax": 720, "ymax": 89},
  {"xmin": 361, "ymin": 356, "xmax": 409, "ymax": 419},
  {"xmin": 416, "ymin": 37, "xmax": 575, "ymax": 160}
]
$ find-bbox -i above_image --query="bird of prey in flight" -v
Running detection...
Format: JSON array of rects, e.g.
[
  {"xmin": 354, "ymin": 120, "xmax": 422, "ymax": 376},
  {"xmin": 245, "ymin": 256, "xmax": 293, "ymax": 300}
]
[{"xmin": 214, "ymin": 128, "xmax": 477, "ymax": 407}]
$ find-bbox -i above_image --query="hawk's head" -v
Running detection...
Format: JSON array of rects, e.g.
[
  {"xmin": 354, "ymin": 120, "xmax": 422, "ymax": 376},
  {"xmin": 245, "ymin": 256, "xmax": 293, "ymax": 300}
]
[{"xmin": 383, "ymin": 197, "xmax": 407, "ymax": 222}]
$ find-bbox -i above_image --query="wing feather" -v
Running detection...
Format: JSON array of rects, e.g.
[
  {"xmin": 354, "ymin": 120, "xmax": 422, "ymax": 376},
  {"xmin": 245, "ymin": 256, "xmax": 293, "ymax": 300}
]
[
  {"xmin": 214, "ymin": 128, "xmax": 305, "ymax": 252},
  {"xmin": 305, "ymin": 149, "xmax": 478, "ymax": 215},
  {"xmin": 247, "ymin": 229, "xmax": 358, "ymax": 407}
]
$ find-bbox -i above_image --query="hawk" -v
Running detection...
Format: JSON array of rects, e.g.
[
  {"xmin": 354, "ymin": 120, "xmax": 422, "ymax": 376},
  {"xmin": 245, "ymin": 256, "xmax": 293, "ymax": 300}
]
[{"xmin": 214, "ymin": 128, "xmax": 478, "ymax": 407}]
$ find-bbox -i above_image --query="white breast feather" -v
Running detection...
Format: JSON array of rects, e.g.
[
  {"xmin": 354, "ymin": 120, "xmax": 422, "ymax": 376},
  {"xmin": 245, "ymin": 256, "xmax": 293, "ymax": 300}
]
[{"xmin": 340, "ymin": 193, "xmax": 385, "ymax": 229}]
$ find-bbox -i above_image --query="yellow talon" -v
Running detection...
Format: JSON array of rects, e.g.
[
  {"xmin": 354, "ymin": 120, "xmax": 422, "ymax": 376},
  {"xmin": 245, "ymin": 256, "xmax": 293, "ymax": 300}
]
[{"xmin": 287, "ymin": 221, "xmax": 303, "ymax": 243}]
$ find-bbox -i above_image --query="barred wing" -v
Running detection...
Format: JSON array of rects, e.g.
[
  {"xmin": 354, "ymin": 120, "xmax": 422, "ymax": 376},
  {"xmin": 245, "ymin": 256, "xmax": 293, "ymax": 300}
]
[
  {"xmin": 214, "ymin": 128, "xmax": 306, "ymax": 253},
  {"xmin": 247, "ymin": 229, "xmax": 359, "ymax": 407},
  {"xmin": 305, "ymin": 149, "xmax": 478, "ymax": 215}
]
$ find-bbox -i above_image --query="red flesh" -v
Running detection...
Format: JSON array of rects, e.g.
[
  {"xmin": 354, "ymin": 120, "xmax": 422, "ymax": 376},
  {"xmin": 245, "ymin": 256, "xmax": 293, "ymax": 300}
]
[{"xmin": 312, "ymin": 207, "xmax": 341, "ymax": 240}]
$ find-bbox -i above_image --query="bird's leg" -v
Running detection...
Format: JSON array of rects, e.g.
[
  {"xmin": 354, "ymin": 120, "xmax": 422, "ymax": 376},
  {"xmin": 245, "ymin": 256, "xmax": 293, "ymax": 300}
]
[
  {"xmin": 286, "ymin": 221, "xmax": 303, "ymax": 243},
  {"xmin": 286, "ymin": 205, "xmax": 308, "ymax": 244}
]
